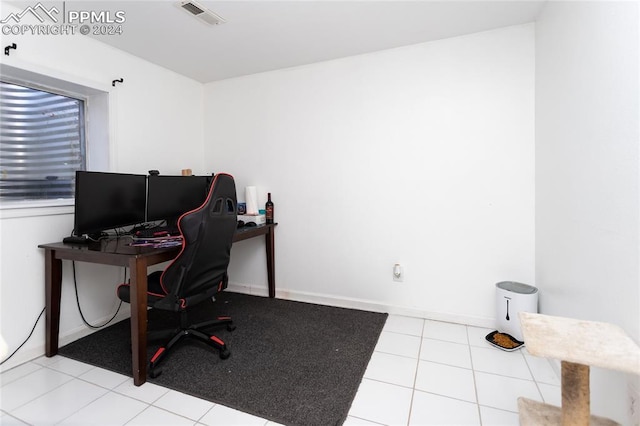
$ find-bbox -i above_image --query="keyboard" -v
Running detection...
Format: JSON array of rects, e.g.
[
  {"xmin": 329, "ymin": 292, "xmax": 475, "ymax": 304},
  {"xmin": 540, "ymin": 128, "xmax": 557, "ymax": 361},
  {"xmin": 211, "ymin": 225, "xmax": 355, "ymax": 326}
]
[{"xmin": 134, "ymin": 226, "xmax": 179, "ymax": 238}]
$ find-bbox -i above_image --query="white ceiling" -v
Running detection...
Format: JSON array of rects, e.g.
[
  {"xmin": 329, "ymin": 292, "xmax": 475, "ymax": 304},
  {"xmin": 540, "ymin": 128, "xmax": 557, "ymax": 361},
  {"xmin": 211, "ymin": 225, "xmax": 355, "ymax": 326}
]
[{"xmin": 11, "ymin": 1, "xmax": 547, "ymax": 83}]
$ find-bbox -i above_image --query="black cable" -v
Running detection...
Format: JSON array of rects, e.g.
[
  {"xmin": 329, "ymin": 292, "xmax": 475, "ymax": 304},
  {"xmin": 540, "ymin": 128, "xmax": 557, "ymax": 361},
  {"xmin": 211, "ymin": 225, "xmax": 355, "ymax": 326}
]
[
  {"xmin": 0, "ymin": 307, "xmax": 45, "ymax": 366},
  {"xmin": 72, "ymin": 261, "xmax": 124, "ymax": 329}
]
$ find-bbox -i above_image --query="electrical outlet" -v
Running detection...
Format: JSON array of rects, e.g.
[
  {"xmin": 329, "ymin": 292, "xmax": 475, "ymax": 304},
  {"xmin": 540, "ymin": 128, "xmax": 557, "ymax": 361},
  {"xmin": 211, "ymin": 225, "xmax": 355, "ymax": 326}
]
[
  {"xmin": 393, "ymin": 263, "xmax": 403, "ymax": 282},
  {"xmin": 629, "ymin": 379, "xmax": 640, "ymax": 425}
]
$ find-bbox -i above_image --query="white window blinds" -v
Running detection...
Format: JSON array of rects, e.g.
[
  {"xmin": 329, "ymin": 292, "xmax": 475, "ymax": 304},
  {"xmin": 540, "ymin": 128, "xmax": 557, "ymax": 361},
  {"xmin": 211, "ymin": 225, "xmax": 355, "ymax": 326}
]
[{"xmin": 0, "ymin": 81, "xmax": 86, "ymax": 200}]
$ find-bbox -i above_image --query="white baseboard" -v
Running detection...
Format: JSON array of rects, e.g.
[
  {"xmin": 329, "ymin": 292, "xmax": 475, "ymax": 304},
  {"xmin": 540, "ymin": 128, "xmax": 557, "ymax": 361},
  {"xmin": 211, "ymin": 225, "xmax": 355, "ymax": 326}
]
[{"xmin": 227, "ymin": 282, "xmax": 496, "ymax": 329}]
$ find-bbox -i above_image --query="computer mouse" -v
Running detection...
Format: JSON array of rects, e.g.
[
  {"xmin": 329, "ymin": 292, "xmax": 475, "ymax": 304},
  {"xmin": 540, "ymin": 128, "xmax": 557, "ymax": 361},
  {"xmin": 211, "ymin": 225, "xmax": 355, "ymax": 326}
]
[
  {"xmin": 237, "ymin": 220, "xmax": 245, "ymax": 228},
  {"xmin": 245, "ymin": 222, "xmax": 257, "ymax": 227}
]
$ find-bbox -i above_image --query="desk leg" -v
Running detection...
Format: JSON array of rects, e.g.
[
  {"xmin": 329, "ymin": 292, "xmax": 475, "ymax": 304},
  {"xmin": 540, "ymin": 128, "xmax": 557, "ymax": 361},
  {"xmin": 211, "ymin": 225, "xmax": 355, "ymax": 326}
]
[
  {"xmin": 266, "ymin": 227, "xmax": 275, "ymax": 298},
  {"xmin": 129, "ymin": 258, "xmax": 148, "ymax": 386},
  {"xmin": 45, "ymin": 249, "xmax": 62, "ymax": 357}
]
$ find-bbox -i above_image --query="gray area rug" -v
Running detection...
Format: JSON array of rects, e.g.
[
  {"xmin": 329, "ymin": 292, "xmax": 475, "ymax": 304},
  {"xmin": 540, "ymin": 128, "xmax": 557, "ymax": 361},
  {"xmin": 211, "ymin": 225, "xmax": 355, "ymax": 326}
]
[{"xmin": 59, "ymin": 292, "xmax": 387, "ymax": 426}]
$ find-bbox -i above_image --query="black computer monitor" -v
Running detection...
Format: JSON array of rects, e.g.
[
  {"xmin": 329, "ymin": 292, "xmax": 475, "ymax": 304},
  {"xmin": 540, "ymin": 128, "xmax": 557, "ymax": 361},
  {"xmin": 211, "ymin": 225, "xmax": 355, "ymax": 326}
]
[
  {"xmin": 146, "ymin": 175, "xmax": 211, "ymax": 223},
  {"xmin": 74, "ymin": 171, "xmax": 147, "ymax": 237}
]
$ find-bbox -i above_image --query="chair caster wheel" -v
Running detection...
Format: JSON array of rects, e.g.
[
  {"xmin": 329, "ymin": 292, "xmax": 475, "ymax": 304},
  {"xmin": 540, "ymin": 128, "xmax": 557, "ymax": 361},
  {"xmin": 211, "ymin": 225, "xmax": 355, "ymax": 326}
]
[
  {"xmin": 220, "ymin": 349, "xmax": 231, "ymax": 360},
  {"xmin": 227, "ymin": 324, "xmax": 236, "ymax": 332},
  {"xmin": 150, "ymin": 368, "xmax": 162, "ymax": 378}
]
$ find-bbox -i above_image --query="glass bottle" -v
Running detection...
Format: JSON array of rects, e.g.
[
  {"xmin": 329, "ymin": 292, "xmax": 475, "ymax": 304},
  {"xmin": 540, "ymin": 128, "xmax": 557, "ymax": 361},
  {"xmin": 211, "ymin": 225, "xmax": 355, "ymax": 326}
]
[{"xmin": 265, "ymin": 193, "xmax": 274, "ymax": 224}]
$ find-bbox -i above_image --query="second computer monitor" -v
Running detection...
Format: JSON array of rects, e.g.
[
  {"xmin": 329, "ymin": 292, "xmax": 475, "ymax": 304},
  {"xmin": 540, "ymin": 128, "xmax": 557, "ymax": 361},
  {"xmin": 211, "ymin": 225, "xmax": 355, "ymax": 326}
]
[{"xmin": 146, "ymin": 175, "xmax": 211, "ymax": 223}]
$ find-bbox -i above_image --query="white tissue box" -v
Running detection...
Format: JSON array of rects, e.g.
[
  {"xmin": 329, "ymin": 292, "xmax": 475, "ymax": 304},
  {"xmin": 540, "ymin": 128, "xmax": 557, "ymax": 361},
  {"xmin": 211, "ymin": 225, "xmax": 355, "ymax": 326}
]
[{"xmin": 238, "ymin": 214, "xmax": 266, "ymax": 225}]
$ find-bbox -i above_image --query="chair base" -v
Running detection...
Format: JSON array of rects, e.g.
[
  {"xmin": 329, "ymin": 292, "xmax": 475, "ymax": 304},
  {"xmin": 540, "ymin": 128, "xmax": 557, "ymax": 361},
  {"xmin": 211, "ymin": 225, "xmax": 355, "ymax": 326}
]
[{"xmin": 148, "ymin": 315, "xmax": 235, "ymax": 378}]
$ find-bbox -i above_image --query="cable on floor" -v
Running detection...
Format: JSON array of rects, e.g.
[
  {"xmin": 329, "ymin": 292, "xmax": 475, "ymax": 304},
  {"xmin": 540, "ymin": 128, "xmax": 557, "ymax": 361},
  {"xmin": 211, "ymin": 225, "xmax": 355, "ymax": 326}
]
[
  {"xmin": 0, "ymin": 307, "xmax": 45, "ymax": 366},
  {"xmin": 0, "ymin": 264, "xmax": 127, "ymax": 366}
]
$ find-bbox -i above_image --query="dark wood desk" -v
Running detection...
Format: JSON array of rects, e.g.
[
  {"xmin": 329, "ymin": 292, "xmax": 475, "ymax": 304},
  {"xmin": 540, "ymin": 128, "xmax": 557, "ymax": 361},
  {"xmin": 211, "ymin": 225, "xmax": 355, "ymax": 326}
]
[{"xmin": 39, "ymin": 223, "xmax": 277, "ymax": 386}]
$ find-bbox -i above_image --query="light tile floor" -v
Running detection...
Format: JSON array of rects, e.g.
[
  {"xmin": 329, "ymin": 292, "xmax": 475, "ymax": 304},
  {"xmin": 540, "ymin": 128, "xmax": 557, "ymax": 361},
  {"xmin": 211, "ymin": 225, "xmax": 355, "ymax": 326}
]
[{"xmin": 1, "ymin": 315, "xmax": 560, "ymax": 425}]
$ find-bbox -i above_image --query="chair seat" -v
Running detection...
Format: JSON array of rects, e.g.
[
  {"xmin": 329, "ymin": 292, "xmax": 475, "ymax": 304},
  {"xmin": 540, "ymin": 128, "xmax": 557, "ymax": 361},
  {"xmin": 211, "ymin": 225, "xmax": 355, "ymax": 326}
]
[{"xmin": 116, "ymin": 271, "xmax": 166, "ymax": 306}]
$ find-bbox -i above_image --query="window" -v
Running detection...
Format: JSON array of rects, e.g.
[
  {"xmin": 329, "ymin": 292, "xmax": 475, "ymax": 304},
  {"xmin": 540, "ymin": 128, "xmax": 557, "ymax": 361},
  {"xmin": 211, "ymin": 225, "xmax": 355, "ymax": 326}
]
[{"xmin": 0, "ymin": 81, "xmax": 86, "ymax": 201}]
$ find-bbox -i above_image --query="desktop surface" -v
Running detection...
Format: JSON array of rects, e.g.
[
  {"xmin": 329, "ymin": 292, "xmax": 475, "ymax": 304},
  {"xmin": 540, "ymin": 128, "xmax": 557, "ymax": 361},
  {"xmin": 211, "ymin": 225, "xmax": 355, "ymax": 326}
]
[
  {"xmin": 39, "ymin": 238, "xmax": 179, "ymax": 256},
  {"xmin": 41, "ymin": 223, "xmax": 278, "ymax": 254}
]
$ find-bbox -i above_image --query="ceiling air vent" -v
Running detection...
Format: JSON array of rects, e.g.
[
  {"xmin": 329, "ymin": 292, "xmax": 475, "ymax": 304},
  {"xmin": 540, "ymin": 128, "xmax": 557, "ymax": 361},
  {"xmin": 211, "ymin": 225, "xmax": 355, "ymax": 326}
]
[{"xmin": 178, "ymin": 1, "xmax": 226, "ymax": 26}]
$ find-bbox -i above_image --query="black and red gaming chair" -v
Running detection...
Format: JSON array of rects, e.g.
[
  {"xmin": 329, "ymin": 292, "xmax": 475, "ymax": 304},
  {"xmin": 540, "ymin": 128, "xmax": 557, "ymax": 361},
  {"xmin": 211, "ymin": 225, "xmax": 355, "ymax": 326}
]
[{"xmin": 117, "ymin": 173, "xmax": 238, "ymax": 378}]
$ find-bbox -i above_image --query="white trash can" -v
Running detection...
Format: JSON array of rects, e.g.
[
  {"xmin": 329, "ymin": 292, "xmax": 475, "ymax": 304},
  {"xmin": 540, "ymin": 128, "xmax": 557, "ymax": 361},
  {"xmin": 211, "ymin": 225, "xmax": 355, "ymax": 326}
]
[{"xmin": 495, "ymin": 281, "xmax": 538, "ymax": 342}]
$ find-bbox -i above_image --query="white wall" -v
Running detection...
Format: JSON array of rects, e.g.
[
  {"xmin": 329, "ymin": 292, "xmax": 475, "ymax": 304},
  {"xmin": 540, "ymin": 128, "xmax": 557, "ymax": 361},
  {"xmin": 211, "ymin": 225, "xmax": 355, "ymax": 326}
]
[
  {"xmin": 204, "ymin": 24, "xmax": 536, "ymax": 325},
  {"xmin": 0, "ymin": 4, "xmax": 204, "ymax": 370},
  {"xmin": 535, "ymin": 1, "xmax": 639, "ymax": 423}
]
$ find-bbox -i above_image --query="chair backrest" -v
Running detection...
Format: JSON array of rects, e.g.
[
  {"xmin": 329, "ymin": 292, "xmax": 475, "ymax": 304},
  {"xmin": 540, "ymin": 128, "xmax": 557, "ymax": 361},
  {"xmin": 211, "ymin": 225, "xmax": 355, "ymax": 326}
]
[{"xmin": 160, "ymin": 173, "xmax": 237, "ymax": 306}]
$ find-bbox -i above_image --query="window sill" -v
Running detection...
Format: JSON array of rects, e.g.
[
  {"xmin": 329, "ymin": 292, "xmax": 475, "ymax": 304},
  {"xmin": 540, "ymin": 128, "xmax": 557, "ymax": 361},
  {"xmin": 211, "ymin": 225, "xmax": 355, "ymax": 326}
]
[{"xmin": 0, "ymin": 199, "xmax": 73, "ymax": 219}]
